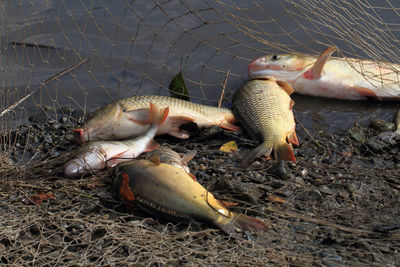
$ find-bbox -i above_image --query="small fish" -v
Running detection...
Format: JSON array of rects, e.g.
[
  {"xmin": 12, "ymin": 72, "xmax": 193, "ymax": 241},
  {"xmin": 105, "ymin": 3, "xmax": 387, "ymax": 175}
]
[
  {"xmin": 74, "ymin": 95, "xmax": 239, "ymax": 144},
  {"xmin": 146, "ymin": 147, "xmax": 196, "ymax": 174},
  {"xmin": 233, "ymin": 76, "xmax": 298, "ymax": 167},
  {"xmin": 114, "ymin": 159, "xmax": 266, "ymax": 235},
  {"xmin": 64, "ymin": 103, "xmax": 168, "ymax": 178},
  {"xmin": 248, "ymin": 46, "xmax": 400, "ymax": 100}
]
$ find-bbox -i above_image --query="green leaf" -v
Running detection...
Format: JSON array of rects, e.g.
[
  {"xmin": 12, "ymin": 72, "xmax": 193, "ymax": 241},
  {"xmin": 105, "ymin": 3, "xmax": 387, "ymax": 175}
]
[{"xmin": 168, "ymin": 72, "xmax": 190, "ymax": 101}]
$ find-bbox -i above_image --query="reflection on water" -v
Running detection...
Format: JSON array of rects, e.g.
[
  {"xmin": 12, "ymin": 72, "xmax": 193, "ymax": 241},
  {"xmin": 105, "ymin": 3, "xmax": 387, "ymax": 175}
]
[{"xmin": 1, "ymin": 0, "xmax": 400, "ymax": 134}]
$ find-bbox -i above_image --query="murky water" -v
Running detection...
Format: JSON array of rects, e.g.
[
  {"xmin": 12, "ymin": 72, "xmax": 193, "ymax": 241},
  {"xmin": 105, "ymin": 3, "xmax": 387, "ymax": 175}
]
[{"xmin": 1, "ymin": 0, "xmax": 400, "ymax": 134}]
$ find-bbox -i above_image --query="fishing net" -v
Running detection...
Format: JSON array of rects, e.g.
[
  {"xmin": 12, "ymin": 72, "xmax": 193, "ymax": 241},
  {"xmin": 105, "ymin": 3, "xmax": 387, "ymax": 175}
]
[{"xmin": 0, "ymin": 0, "xmax": 399, "ymax": 265}]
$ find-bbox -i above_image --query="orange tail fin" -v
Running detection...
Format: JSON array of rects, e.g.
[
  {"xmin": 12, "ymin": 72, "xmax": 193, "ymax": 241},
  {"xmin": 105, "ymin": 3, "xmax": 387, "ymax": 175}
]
[
  {"xmin": 149, "ymin": 102, "xmax": 169, "ymax": 126},
  {"xmin": 274, "ymin": 143, "xmax": 296, "ymax": 162},
  {"xmin": 217, "ymin": 213, "xmax": 267, "ymax": 234}
]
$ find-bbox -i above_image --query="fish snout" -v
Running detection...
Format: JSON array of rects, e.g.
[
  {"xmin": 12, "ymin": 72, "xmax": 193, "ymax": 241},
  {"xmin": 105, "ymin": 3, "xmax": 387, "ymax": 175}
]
[{"xmin": 73, "ymin": 128, "xmax": 86, "ymax": 144}]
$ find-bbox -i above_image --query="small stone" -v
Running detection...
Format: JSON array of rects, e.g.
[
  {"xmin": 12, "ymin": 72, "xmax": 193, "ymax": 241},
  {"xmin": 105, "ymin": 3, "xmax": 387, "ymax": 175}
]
[
  {"xmin": 370, "ymin": 119, "xmax": 395, "ymax": 132},
  {"xmin": 295, "ymin": 176, "xmax": 305, "ymax": 185},
  {"xmin": 349, "ymin": 126, "xmax": 366, "ymax": 143},
  {"xmin": 44, "ymin": 135, "xmax": 53, "ymax": 144},
  {"xmin": 319, "ymin": 185, "xmax": 335, "ymax": 195},
  {"xmin": 338, "ymin": 189, "xmax": 350, "ymax": 198}
]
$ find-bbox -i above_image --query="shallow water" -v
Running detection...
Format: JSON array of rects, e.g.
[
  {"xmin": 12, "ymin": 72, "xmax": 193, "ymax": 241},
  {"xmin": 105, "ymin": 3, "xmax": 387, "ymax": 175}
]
[{"xmin": 1, "ymin": 0, "xmax": 400, "ymax": 134}]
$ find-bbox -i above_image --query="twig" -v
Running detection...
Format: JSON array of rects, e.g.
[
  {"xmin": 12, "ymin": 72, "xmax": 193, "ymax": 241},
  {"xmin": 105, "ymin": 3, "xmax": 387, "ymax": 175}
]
[
  {"xmin": 218, "ymin": 70, "xmax": 230, "ymax": 108},
  {"xmin": 11, "ymin": 41, "xmax": 59, "ymax": 50},
  {"xmin": 294, "ymin": 117, "xmax": 323, "ymax": 148},
  {"xmin": 0, "ymin": 57, "xmax": 91, "ymax": 118}
]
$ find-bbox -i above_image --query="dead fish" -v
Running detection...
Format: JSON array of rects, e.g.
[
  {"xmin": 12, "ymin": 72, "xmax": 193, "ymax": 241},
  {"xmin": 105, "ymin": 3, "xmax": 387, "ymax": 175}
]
[
  {"xmin": 114, "ymin": 159, "xmax": 266, "ymax": 235},
  {"xmin": 146, "ymin": 147, "xmax": 196, "ymax": 174},
  {"xmin": 233, "ymin": 76, "xmax": 298, "ymax": 167},
  {"xmin": 64, "ymin": 103, "xmax": 168, "ymax": 178},
  {"xmin": 73, "ymin": 95, "xmax": 239, "ymax": 144},
  {"xmin": 248, "ymin": 46, "xmax": 400, "ymax": 100}
]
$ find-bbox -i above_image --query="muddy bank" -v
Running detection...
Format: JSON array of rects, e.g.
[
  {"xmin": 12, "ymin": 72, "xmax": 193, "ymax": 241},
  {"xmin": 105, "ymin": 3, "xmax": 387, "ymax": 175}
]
[{"xmin": 0, "ymin": 111, "xmax": 399, "ymax": 266}]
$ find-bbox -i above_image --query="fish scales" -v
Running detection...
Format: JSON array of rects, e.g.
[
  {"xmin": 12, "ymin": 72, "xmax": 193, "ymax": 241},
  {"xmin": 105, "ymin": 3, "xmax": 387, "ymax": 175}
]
[
  {"xmin": 119, "ymin": 95, "xmax": 229, "ymax": 118},
  {"xmin": 233, "ymin": 77, "xmax": 298, "ymax": 166}
]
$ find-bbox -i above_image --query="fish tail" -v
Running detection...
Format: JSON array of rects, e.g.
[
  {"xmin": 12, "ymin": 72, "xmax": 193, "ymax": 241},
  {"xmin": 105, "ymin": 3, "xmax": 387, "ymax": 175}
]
[
  {"xmin": 241, "ymin": 142, "xmax": 273, "ymax": 168},
  {"xmin": 217, "ymin": 213, "xmax": 267, "ymax": 234},
  {"xmin": 149, "ymin": 102, "xmax": 169, "ymax": 126},
  {"xmin": 274, "ymin": 142, "xmax": 296, "ymax": 162}
]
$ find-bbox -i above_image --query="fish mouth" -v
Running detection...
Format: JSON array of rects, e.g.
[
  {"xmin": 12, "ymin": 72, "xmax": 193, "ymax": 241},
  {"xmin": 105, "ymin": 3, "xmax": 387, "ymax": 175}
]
[{"xmin": 73, "ymin": 128, "xmax": 85, "ymax": 144}]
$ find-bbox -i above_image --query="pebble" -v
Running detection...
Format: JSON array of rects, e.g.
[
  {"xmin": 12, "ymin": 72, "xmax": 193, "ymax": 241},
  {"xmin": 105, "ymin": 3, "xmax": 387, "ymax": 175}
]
[
  {"xmin": 349, "ymin": 127, "xmax": 366, "ymax": 143},
  {"xmin": 319, "ymin": 185, "xmax": 335, "ymax": 195},
  {"xmin": 370, "ymin": 119, "xmax": 395, "ymax": 132}
]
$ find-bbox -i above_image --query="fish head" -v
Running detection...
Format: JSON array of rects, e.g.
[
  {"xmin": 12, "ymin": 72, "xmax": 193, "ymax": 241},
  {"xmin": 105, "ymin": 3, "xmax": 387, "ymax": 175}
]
[
  {"xmin": 248, "ymin": 54, "xmax": 308, "ymax": 80},
  {"xmin": 73, "ymin": 102, "xmax": 122, "ymax": 144}
]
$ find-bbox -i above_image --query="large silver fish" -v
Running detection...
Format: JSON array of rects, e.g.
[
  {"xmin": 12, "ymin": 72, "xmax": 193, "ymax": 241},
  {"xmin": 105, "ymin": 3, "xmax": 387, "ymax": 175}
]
[
  {"xmin": 249, "ymin": 46, "xmax": 400, "ymax": 100},
  {"xmin": 74, "ymin": 95, "xmax": 239, "ymax": 144}
]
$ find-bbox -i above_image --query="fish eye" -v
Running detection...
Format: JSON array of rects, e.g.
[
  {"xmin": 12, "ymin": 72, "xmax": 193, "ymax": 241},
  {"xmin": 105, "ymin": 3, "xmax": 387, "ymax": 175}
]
[{"xmin": 271, "ymin": 55, "xmax": 280, "ymax": 60}]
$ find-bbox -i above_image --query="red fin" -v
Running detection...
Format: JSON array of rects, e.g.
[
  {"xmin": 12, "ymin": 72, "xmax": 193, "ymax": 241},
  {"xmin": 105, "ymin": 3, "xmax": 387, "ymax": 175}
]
[
  {"xmin": 306, "ymin": 46, "xmax": 336, "ymax": 80},
  {"xmin": 144, "ymin": 140, "xmax": 160, "ymax": 152},
  {"xmin": 276, "ymin": 80, "xmax": 294, "ymax": 95},
  {"xmin": 73, "ymin": 128, "xmax": 85, "ymax": 144},
  {"xmin": 274, "ymin": 143, "xmax": 296, "ymax": 162},
  {"xmin": 119, "ymin": 172, "xmax": 135, "ymax": 201},
  {"xmin": 221, "ymin": 200, "xmax": 239, "ymax": 207},
  {"xmin": 188, "ymin": 173, "xmax": 197, "ymax": 181},
  {"xmin": 351, "ymin": 86, "xmax": 381, "ymax": 100},
  {"xmin": 217, "ymin": 213, "xmax": 267, "ymax": 234},
  {"xmin": 149, "ymin": 155, "xmax": 161, "ymax": 165},
  {"xmin": 287, "ymin": 131, "xmax": 299, "ymax": 146},
  {"xmin": 219, "ymin": 122, "xmax": 241, "ymax": 132},
  {"xmin": 182, "ymin": 150, "xmax": 196, "ymax": 163},
  {"xmin": 127, "ymin": 108, "xmax": 151, "ymax": 125},
  {"xmin": 149, "ymin": 102, "xmax": 169, "ymax": 125}
]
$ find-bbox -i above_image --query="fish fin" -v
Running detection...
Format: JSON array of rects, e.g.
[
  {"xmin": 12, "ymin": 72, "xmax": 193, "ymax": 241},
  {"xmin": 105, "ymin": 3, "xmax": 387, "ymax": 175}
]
[
  {"xmin": 144, "ymin": 140, "xmax": 160, "ymax": 152},
  {"xmin": 149, "ymin": 155, "xmax": 161, "ymax": 165},
  {"xmin": 127, "ymin": 108, "xmax": 151, "ymax": 125},
  {"xmin": 276, "ymin": 80, "xmax": 295, "ymax": 95},
  {"xmin": 289, "ymin": 99, "xmax": 295, "ymax": 110},
  {"xmin": 165, "ymin": 117, "xmax": 193, "ymax": 139},
  {"xmin": 73, "ymin": 128, "xmax": 85, "ymax": 144},
  {"xmin": 119, "ymin": 172, "xmax": 135, "ymax": 201},
  {"xmin": 217, "ymin": 213, "xmax": 267, "ymax": 234},
  {"xmin": 149, "ymin": 102, "xmax": 170, "ymax": 125},
  {"xmin": 182, "ymin": 150, "xmax": 197, "ymax": 163},
  {"xmin": 274, "ymin": 143, "xmax": 296, "ymax": 162},
  {"xmin": 351, "ymin": 86, "xmax": 381, "ymax": 100},
  {"xmin": 287, "ymin": 130, "xmax": 299, "ymax": 146},
  {"xmin": 218, "ymin": 122, "xmax": 241, "ymax": 132},
  {"xmin": 221, "ymin": 200, "xmax": 239, "ymax": 207},
  {"xmin": 188, "ymin": 173, "xmax": 197, "ymax": 181},
  {"xmin": 242, "ymin": 142, "xmax": 273, "ymax": 168},
  {"xmin": 305, "ymin": 46, "xmax": 336, "ymax": 80}
]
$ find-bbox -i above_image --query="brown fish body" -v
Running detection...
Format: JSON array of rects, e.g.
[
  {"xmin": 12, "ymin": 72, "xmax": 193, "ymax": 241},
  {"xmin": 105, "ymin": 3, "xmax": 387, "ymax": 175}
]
[
  {"xmin": 74, "ymin": 95, "xmax": 239, "ymax": 144},
  {"xmin": 233, "ymin": 76, "xmax": 298, "ymax": 166},
  {"xmin": 114, "ymin": 160, "xmax": 266, "ymax": 234}
]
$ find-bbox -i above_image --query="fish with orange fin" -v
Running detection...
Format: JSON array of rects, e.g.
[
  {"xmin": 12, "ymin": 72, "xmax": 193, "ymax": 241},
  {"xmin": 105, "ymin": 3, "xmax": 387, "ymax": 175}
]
[
  {"xmin": 64, "ymin": 103, "xmax": 168, "ymax": 178},
  {"xmin": 73, "ymin": 95, "xmax": 239, "ymax": 144},
  {"xmin": 114, "ymin": 159, "xmax": 266, "ymax": 235},
  {"xmin": 233, "ymin": 76, "xmax": 298, "ymax": 167},
  {"xmin": 249, "ymin": 46, "xmax": 400, "ymax": 100}
]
